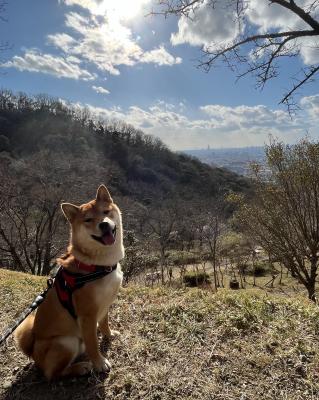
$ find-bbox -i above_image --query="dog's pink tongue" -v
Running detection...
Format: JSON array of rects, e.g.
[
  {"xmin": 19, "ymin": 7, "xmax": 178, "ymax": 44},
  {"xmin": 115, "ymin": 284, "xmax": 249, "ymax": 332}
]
[{"xmin": 102, "ymin": 232, "xmax": 115, "ymax": 245}]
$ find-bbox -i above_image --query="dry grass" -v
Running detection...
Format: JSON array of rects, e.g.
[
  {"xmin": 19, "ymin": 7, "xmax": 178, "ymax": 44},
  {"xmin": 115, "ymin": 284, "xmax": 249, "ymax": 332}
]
[{"xmin": 1, "ymin": 268, "xmax": 319, "ymax": 399}]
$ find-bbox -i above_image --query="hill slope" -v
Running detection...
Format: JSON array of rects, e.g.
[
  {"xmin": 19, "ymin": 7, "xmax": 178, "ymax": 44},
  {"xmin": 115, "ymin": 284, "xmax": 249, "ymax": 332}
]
[
  {"xmin": 1, "ymin": 269, "xmax": 319, "ymax": 400},
  {"xmin": 0, "ymin": 90, "xmax": 250, "ymax": 203}
]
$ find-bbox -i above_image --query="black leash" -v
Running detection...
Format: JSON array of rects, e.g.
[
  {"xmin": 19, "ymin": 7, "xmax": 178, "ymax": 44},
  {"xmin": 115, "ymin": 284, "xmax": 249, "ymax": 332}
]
[
  {"xmin": 0, "ymin": 263, "xmax": 117, "ymax": 345},
  {"xmin": 0, "ymin": 279, "xmax": 53, "ymax": 346}
]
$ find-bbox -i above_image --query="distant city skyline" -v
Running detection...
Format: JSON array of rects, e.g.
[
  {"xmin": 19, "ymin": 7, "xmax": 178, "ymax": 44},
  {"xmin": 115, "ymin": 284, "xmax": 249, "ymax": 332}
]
[
  {"xmin": 185, "ymin": 146, "xmax": 266, "ymax": 176},
  {"xmin": 0, "ymin": 0, "xmax": 319, "ymax": 150}
]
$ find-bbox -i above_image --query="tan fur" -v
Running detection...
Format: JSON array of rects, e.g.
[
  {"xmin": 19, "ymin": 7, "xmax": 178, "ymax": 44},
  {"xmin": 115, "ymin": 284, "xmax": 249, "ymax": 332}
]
[
  {"xmin": 14, "ymin": 185, "xmax": 124, "ymax": 380},
  {"xmin": 15, "ymin": 314, "xmax": 35, "ymax": 357}
]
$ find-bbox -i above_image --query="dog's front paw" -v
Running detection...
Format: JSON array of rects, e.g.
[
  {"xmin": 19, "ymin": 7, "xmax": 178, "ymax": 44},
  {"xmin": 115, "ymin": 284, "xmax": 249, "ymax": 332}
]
[
  {"xmin": 76, "ymin": 361, "xmax": 93, "ymax": 376},
  {"xmin": 93, "ymin": 357, "xmax": 111, "ymax": 373}
]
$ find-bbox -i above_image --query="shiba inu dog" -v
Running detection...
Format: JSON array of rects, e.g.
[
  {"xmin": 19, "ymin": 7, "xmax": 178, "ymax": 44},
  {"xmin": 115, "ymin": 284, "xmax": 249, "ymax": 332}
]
[{"xmin": 14, "ymin": 185, "xmax": 124, "ymax": 380}]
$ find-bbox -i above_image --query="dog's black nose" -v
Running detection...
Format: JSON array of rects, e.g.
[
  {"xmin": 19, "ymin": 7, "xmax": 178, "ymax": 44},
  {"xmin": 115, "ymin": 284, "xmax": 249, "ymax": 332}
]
[{"xmin": 99, "ymin": 222, "xmax": 111, "ymax": 233}]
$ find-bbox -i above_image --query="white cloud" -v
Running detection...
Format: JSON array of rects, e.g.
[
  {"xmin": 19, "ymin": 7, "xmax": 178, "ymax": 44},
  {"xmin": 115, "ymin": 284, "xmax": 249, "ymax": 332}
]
[
  {"xmin": 5, "ymin": 0, "xmax": 181, "ymax": 80},
  {"xmin": 300, "ymin": 93, "xmax": 319, "ymax": 107},
  {"xmin": 171, "ymin": 0, "xmax": 319, "ymax": 65},
  {"xmin": 300, "ymin": 94, "xmax": 319, "ymax": 118},
  {"xmin": 62, "ymin": 0, "xmax": 96, "ymax": 9},
  {"xmin": 48, "ymin": 11, "xmax": 182, "ymax": 76},
  {"xmin": 297, "ymin": 37, "xmax": 319, "ymax": 64},
  {"xmin": 246, "ymin": 0, "xmax": 305, "ymax": 32},
  {"xmin": 92, "ymin": 85, "xmax": 110, "ymax": 94},
  {"xmin": 247, "ymin": 0, "xmax": 319, "ymax": 65},
  {"xmin": 199, "ymin": 104, "xmax": 298, "ymax": 131},
  {"xmin": 61, "ymin": 0, "xmax": 150, "ymax": 20},
  {"xmin": 47, "ymin": 33, "xmax": 77, "ymax": 52},
  {"xmin": 68, "ymin": 98, "xmax": 316, "ymax": 150},
  {"xmin": 171, "ymin": 0, "xmax": 242, "ymax": 49},
  {"xmin": 141, "ymin": 46, "xmax": 182, "ymax": 65},
  {"xmin": 1, "ymin": 49, "xmax": 96, "ymax": 80}
]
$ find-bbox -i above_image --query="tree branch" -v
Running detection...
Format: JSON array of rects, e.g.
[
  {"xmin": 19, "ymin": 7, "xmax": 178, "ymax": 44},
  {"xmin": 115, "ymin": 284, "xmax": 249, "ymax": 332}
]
[
  {"xmin": 154, "ymin": 0, "xmax": 319, "ymax": 107},
  {"xmin": 280, "ymin": 64, "xmax": 319, "ymax": 106},
  {"xmin": 200, "ymin": 30, "xmax": 317, "ymax": 69},
  {"xmin": 271, "ymin": 0, "xmax": 319, "ymax": 31}
]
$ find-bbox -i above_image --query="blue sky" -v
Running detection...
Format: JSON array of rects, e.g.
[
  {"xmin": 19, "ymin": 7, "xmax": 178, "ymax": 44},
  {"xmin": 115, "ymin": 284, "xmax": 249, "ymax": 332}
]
[{"xmin": 1, "ymin": 0, "xmax": 319, "ymax": 149}]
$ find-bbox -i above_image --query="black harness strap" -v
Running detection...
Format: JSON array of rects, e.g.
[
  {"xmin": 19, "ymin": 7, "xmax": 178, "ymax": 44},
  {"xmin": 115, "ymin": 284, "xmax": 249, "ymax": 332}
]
[
  {"xmin": 54, "ymin": 264, "xmax": 117, "ymax": 319},
  {"xmin": 0, "ymin": 264, "xmax": 117, "ymax": 345}
]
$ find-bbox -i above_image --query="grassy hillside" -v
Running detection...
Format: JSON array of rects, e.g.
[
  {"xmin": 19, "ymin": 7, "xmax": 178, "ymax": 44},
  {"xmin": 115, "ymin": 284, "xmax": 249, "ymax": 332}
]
[{"xmin": 1, "ymin": 269, "xmax": 319, "ymax": 400}]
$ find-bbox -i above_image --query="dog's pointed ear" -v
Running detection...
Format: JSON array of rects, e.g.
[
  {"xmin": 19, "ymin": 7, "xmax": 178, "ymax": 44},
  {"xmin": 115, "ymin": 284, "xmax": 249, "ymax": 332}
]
[
  {"xmin": 61, "ymin": 203, "xmax": 79, "ymax": 222},
  {"xmin": 96, "ymin": 185, "xmax": 113, "ymax": 203}
]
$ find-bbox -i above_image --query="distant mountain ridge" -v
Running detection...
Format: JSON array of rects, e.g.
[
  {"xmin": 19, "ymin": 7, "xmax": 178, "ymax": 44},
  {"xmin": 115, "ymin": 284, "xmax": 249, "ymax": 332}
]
[{"xmin": 183, "ymin": 147, "xmax": 266, "ymax": 176}]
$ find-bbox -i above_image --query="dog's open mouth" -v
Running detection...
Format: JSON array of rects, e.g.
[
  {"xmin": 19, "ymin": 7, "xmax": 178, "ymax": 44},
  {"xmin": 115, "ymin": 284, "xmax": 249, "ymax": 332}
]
[{"xmin": 92, "ymin": 226, "xmax": 116, "ymax": 246}]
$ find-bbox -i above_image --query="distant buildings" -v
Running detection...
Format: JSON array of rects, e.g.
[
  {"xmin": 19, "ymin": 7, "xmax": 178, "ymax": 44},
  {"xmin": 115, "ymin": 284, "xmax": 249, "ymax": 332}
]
[{"xmin": 184, "ymin": 146, "xmax": 266, "ymax": 176}]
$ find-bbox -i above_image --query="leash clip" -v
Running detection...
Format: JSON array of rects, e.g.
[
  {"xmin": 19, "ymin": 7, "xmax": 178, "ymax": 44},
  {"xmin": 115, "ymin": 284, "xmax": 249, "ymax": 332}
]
[
  {"xmin": 47, "ymin": 278, "xmax": 54, "ymax": 288},
  {"xmin": 105, "ymin": 265, "xmax": 113, "ymax": 273}
]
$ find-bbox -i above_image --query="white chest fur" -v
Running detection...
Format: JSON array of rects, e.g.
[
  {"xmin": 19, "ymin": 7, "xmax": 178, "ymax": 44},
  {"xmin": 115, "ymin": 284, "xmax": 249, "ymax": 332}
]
[{"xmin": 93, "ymin": 264, "xmax": 123, "ymax": 321}]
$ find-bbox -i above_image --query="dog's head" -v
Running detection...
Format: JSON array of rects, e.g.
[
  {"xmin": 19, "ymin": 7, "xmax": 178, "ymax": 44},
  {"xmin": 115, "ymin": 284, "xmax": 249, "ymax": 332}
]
[{"xmin": 61, "ymin": 185, "xmax": 122, "ymax": 253}]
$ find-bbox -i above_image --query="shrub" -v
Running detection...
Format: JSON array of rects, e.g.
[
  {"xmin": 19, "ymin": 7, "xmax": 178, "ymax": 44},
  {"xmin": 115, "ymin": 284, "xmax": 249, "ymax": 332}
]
[
  {"xmin": 183, "ymin": 271, "xmax": 210, "ymax": 287},
  {"xmin": 168, "ymin": 251, "xmax": 199, "ymax": 266},
  {"xmin": 229, "ymin": 279, "xmax": 240, "ymax": 290},
  {"xmin": 245, "ymin": 261, "xmax": 272, "ymax": 277},
  {"xmin": 167, "ymin": 250, "xmax": 210, "ymax": 266},
  {"xmin": 122, "ymin": 231, "xmax": 159, "ymax": 283}
]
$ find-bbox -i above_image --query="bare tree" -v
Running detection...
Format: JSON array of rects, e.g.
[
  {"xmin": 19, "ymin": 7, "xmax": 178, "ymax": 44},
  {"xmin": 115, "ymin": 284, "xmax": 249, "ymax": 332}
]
[
  {"xmin": 201, "ymin": 208, "xmax": 223, "ymax": 290},
  {"xmin": 234, "ymin": 138, "xmax": 319, "ymax": 301},
  {"xmin": 0, "ymin": 148, "xmax": 112, "ymax": 275},
  {"xmin": 153, "ymin": 0, "xmax": 319, "ymax": 111},
  {"xmin": 0, "ymin": 153, "xmax": 67, "ymax": 274},
  {"xmin": 0, "ymin": 192, "xmax": 63, "ymax": 275},
  {"xmin": 141, "ymin": 199, "xmax": 180, "ymax": 284}
]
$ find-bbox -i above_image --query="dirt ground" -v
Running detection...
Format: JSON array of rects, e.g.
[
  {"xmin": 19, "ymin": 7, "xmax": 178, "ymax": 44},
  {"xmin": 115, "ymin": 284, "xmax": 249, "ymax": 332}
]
[{"xmin": 1, "ymin": 269, "xmax": 319, "ymax": 400}]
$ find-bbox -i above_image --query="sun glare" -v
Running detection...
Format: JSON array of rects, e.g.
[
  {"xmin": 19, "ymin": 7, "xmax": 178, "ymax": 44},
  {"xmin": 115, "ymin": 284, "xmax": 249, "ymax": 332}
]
[{"xmin": 95, "ymin": 0, "xmax": 150, "ymax": 20}]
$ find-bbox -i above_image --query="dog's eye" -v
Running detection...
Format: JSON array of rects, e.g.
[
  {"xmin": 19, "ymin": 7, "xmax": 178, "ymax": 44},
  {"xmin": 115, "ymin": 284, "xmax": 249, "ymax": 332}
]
[
  {"xmin": 84, "ymin": 218, "xmax": 93, "ymax": 223},
  {"xmin": 103, "ymin": 210, "xmax": 110, "ymax": 215}
]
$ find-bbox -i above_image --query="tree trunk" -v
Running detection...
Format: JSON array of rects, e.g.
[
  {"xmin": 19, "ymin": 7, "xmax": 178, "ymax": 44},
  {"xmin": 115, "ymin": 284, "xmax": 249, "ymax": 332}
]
[
  {"xmin": 209, "ymin": 237, "xmax": 219, "ymax": 290},
  {"xmin": 252, "ymin": 255, "xmax": 256, "ymax": 287},
  {"xmin": 218, "ymin": 264, "xmax": 224, "ymax": 288},
  {"xmin": 307, "ymin": 258, "xmax": 318, "ymax": 302},
  {"xmin": 160, "ymin": 247, "xmax": 165, "ymax": 285},
  {"xmin": 279, "ymin": 263, "xmax": 283, "ymax": 285},
  {"xmin": 238, "ymin": 268, "xmax": 244, "ymax": 289},
  {"xmin": 306, "ymin": 281, "xmax": 316, "ymax": 302}
]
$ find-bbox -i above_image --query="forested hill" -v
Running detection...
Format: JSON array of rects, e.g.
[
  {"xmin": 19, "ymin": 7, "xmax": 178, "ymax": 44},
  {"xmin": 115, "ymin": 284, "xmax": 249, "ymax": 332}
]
[{"xmin": 0, "ymin": 90, "xmax": 250, "ymax": 203}]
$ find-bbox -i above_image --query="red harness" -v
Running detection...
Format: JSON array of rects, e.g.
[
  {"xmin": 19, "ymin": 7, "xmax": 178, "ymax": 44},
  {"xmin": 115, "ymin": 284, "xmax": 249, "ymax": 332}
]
[{"xmin": 54, "ymin": 261, "xmax": 117, "ymax": 319}]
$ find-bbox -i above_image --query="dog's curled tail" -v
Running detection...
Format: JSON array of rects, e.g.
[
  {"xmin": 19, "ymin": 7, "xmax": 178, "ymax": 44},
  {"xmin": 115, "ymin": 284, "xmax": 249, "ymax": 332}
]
[{"xmin": 14, "ymin": 314, "xmax": 35, "ymax": 357}]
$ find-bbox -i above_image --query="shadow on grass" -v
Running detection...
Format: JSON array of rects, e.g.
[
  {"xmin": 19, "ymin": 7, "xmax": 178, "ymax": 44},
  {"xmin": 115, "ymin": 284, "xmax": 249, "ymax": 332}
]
[{"xmin": 3, "ymin": 337, "xmax": 112, "ymax": 400}]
